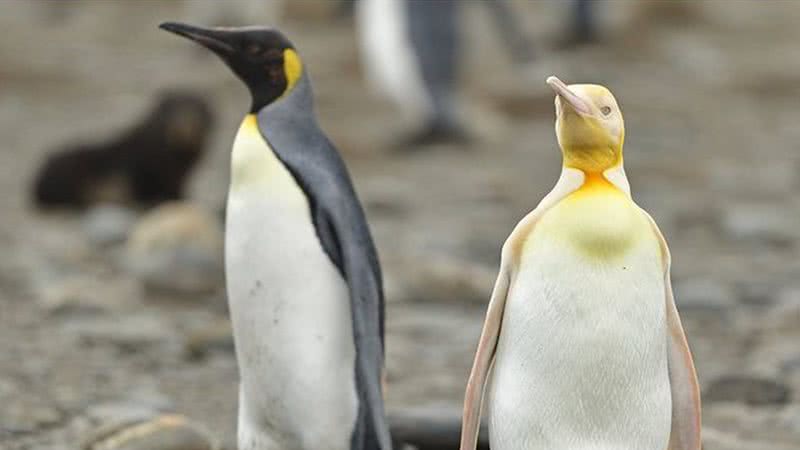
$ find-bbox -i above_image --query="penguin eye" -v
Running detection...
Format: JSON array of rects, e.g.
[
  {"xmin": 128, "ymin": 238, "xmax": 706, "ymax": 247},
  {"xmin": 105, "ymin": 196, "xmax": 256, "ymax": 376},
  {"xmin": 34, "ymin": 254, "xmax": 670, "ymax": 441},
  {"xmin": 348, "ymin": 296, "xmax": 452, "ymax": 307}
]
[
  {"xmin": 263, "ymin": 49, "xmax": 284, "ymax": 65},
  {"xmin": 600, "ymin": 106, "xmax": 612, "ymax": 116}
]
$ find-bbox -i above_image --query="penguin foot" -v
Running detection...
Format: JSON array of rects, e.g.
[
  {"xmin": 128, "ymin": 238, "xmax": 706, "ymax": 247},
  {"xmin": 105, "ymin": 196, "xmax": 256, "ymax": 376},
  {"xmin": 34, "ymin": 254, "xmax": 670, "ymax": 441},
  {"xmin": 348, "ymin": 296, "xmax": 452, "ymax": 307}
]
[{"xmin": 395, "ymin": 122, "xmax": 472, "ymax": 151}]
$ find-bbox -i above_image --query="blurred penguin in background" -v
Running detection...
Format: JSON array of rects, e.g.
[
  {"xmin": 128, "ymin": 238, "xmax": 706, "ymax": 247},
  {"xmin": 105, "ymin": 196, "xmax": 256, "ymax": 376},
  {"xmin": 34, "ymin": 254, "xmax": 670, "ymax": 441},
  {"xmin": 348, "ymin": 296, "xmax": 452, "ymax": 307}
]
[
  {"xmin": 357, "ymin": 0, "xmax": 534, "ymax": 149},
  {"xmin": 556, "ymin": 0, "xmax": 598, "ymax": 48},
  {"xmin": 32, "ymin": 92, "xmax": 214, "ymax": 209}
]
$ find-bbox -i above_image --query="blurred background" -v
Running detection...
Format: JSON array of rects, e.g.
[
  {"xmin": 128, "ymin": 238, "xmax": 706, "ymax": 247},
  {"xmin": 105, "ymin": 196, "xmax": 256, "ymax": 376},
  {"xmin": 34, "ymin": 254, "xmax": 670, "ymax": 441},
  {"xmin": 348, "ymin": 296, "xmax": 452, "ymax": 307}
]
[{"xmin": 2, "ymin": 1, "xmax": 800, "ymax": 449}]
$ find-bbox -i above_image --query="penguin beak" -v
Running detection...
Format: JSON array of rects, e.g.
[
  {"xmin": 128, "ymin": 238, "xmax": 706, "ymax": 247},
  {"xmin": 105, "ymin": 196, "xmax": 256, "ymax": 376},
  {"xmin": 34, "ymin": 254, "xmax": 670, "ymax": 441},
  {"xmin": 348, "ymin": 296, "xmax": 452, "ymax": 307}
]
[
  {"xmin": 160, "ymin": 22, "xmax": 236, "ymax": 56},
  {"xmin": 546, "ymin": 76, "xmax": 592, "ymax": 116}
]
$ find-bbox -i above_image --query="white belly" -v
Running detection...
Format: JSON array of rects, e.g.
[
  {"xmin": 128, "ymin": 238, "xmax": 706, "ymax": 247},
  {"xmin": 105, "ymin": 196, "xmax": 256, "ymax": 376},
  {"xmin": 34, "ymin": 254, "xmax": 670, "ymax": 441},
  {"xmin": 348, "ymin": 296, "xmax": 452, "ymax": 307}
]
[
  {"xmin": 226, "ymin": 117, "xmax": 357, "ymax": 450},
  {"xmin": 488, "ymin": 230, "xmax": 671, "ymax": 450}
]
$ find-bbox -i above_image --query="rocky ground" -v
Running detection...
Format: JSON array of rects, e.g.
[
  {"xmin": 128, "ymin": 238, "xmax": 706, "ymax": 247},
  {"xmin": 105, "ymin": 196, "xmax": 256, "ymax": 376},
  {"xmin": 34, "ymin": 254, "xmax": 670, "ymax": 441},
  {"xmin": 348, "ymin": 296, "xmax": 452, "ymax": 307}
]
[{"xmin": 2, "ymin": 1, "xmax": 800, "ymax": 449}]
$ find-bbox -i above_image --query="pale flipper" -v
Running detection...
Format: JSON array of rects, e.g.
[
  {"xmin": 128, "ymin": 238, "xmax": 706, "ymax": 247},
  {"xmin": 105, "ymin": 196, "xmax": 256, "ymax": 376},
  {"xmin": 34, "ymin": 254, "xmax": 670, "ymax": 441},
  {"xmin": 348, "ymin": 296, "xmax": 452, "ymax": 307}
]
[
  {"xmin": 644, "ymin": 213, "xmax": 702, "ymax": 450},
  {"xmin": 459, "ymin": 169, "xmax": 585, "ymax": 450}
]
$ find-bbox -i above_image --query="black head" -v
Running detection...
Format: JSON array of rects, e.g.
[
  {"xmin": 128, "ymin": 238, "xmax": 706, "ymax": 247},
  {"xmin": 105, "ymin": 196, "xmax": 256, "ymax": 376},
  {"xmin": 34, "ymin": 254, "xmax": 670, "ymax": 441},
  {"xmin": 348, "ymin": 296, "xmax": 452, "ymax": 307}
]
[{"xmin": 160, "ymin": 22, "xmax": 302, "ymax": 113}]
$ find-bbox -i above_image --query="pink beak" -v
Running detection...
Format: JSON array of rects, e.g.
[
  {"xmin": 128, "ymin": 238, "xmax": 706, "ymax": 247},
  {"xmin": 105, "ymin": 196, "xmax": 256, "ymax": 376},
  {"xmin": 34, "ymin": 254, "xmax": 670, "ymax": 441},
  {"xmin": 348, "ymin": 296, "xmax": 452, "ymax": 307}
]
[{"xmin": 546, "ymin": 76, "xmax": 592, "ymax": 115}]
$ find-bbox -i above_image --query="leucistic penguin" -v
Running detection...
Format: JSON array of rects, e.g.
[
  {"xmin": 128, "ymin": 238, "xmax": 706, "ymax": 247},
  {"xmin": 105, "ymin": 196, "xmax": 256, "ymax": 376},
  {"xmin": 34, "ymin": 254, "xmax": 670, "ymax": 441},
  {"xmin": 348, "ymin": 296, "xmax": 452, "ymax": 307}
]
[
  {"xmin": 460, "ymin": 77, "xmax": 701, "ymax": 450},
  {"xmin": 160, "ymin": 23, "xmax": 392, "ymax": 450}
]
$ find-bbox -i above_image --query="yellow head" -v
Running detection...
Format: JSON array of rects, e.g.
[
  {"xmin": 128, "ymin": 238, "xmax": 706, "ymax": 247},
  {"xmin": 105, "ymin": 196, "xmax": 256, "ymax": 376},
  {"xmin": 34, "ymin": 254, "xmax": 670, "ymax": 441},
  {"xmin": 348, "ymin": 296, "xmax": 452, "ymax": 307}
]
[{"xmin": 547, "ymin": 76, "xmax": 624, "ymax": 173}]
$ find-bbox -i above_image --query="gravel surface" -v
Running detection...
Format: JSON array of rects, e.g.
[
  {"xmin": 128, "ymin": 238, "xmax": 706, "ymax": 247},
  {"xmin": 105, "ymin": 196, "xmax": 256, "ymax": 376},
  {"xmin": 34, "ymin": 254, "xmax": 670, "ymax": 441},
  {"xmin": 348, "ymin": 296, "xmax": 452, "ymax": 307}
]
[{"xmin": 2, "ymin": 2, "xmax": 800, "ymax": 449}]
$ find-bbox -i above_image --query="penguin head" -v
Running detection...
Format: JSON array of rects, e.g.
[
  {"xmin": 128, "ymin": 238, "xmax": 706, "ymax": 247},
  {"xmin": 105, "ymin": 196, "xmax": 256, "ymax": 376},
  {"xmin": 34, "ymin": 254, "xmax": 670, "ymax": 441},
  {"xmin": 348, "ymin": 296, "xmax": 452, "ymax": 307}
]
[
  {"xmin": 546, "ymin": 76, "xmax": 625, "ymax": 172},
  {"xmin": 160, "ymin": 22, "xmax": 303, "ymax": 113}
]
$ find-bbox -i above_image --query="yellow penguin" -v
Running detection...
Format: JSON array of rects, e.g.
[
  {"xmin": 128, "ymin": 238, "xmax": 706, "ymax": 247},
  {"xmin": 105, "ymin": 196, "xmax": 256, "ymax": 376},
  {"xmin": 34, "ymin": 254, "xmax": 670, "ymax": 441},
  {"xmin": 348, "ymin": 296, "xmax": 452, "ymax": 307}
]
[{"xmin": 459, "ymin": 76, "xmax": 701, "ymax": 450}]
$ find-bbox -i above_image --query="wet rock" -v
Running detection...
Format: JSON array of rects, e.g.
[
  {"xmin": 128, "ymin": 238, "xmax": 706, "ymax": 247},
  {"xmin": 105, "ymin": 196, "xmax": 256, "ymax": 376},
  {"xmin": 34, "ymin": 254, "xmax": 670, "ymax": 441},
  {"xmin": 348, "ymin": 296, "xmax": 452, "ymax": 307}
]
[
  {"xmin": 736, "ymin": 281, "xmax": 777, "ymax": 307},
  {"xmin": 125, "ymin": 202, "xmax": 223, "ymax": 295},
  {"xmin": 673, "ymin": 278, "xmax": 737, "ymax": 311},
  {"xmin": 66, "ymin": 314, "xmax": 176, "ymax": 352},
  {"xmin": 776, "ymin": 404, "xmax": 800, "ymax": 437},
  {"xmin": 38, "ymin": 277, "xmax": 111, "ymax": 316},
  {"xmin": 83, "ymin": 204, "xmax": 138, "ymax": 247},
  {"xmin": 4, "ymin": 402, "xmax": 63, "ymax": 432},
  {"xmin": 702, "ymin": 427, "xmax": 798, "ymax": 450},
  {"xmin": 81, "ymin": 414, "xmax": 216, "ymax": 450},
  {"xmin": 751, "ymin": 290, "xmax": 800, "ymax": 373},
  {"xmin": 483, "ymin": 85, "xmax": 554, "ymax": 119},
  {"xmin": 37, "ymin": 273, "xmax": 139, "ymax": 318},
  {"xmin": 709, "ymin": 161, "xmax": 797, "ymax": 196},
  {"xmin": 85, "ymin": 392, "xmax": 174, "ymax": 424},
  {"xmin": 0, "ymin": 382, "xmax": 64, "ymax": 434},
  {"xmin": 751, "ymin": 338, "xmax": 800, "ymax": 376},
  {"xmin": 705, "ymin": 375, "xmax": 791, "ymax": 406},
  {"xmin": 780, "ymin": 354, "xmax": 800, "ymax": 374},
  {"xmin": 85, "ymin": 403, "xmax": 162, "ymax": 428},
  {"xmin": 720, "ymin": 203, "xmax": 797, "ymax": 245},
  {"xmin": 184, "ymin": 320, "xmax": 234, "ymax": 361},
  {"xmin": 389, "ymin": 406, "xmax": 489, "ymax": 450},
  {"xmin": 397, "ymin": 256, "xmax": 495, "ymax": 304},
  {"xmin": 764, "ymin": 287, "xmax": 800, "ymax": 333}
]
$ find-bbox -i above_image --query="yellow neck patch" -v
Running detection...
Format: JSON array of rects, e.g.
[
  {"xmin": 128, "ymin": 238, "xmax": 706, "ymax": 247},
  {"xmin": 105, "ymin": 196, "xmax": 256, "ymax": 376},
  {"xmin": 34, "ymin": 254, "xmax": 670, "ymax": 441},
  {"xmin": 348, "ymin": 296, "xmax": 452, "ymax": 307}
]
[
  {"xmin": 572, "ymin": 172, "xmax": 621, "ymax": 197},
  {"xmin": 283, "ymin": 49, "xmax": 302, "ymax": 94},
  {"xmin": 239, "ymin": 114, "xmax": 258, "ymax": 133},
  {"xmin": 230, "ymin": 115, "xmax": 293, "ymax": 194},
  {"xmin": 529, "ymin": 172, "xmax": 649, "ymax": 261}
]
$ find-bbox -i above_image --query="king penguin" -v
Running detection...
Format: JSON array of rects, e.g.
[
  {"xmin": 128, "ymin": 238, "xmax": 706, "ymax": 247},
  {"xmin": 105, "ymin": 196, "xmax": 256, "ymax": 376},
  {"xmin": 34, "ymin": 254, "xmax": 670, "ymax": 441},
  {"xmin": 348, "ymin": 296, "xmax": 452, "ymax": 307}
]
[
  {"xmin": 356, "ymin": 0, "xmax": 534, "ymax": 147},
  {"xmin": 459, "ymin": 76, "xmax": 702, "ymax": 450},
  {"xmin": 357, "ymin": 0, "xmax": 464, "ymax": 145},
  {"xmin": 159, "ymin": 23, "xmax": 392, "ymax": 450}
]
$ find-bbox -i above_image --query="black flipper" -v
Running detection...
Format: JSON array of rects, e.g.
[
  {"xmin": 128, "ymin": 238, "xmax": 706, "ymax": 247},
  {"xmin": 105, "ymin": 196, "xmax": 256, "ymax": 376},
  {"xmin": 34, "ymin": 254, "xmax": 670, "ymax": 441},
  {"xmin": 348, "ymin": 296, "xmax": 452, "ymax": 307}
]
[{"xmin": 256, "ymin": 72, "xmax": 391, "ymax": 450}]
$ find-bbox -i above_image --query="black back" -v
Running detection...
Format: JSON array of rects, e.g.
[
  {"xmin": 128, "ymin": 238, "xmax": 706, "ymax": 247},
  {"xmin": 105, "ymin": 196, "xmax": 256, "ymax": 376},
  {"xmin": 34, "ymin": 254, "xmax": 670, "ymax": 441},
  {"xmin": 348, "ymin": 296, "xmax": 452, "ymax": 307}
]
[{"xmin": 257, "ymin": 72, "xmax": 391, "ymax": 450}]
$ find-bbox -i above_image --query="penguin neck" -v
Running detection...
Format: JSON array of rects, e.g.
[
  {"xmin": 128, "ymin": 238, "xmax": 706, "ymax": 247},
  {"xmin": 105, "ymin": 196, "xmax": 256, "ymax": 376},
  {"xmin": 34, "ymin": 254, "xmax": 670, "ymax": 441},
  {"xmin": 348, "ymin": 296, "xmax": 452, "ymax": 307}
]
[
  {"xmin": 252, "ymin": 72, "xmax": 315, "ymax": 121},
  {"xmin": 561, "ymin": 143, "xmax": 623, "ymax": 174},
  {"xmin": 231, "ymin": 73, "xmax": 317, "ymax": 193},
  {"xmin": 560, "ymin": 161, "xmax": 631, "ymax": 198}
]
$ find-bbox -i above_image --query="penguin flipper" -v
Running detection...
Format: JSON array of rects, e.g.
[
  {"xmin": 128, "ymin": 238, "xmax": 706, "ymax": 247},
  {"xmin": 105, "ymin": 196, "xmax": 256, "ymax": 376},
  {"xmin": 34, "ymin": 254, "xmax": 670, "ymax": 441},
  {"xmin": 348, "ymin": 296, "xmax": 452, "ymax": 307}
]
[
  {"xmin": 665, "ymin": 271, "xmax": 702, "ymax": 450},
  {"xmin": 318, "ymin": 204, "xmax": 392, "ymax": 450},
  {"xmin": 256, "ymin": 101, "xmax": 391, "ymax": 449},
  {"xmin": 460, "ymin": 267, "xmax": 510, "ymax": 450},
  {"xmin": 642, "ymin": 212, "xmax": 702, "ymax": 450},
  {"xmin": 460, "ymin": 169, "xmax": 584, "ymax": 450}
]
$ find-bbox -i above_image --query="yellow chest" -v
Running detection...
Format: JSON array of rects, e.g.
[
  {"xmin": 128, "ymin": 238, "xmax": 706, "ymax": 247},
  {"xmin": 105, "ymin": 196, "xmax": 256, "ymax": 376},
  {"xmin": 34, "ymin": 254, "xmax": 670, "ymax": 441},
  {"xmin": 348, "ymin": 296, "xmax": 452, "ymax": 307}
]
[
  {"xmin": 526, "ymin": 175, "xmax": 654, "ymax": 261},
  {"xmin": 229, "ymin": 115, "xmax": 304, "ymax": 203}
]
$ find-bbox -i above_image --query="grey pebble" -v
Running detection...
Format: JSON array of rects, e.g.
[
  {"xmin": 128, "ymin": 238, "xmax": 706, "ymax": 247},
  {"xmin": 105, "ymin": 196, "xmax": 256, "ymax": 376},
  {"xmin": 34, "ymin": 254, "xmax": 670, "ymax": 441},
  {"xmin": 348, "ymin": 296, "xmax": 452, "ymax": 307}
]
[
  {"xmin": 81, "ymin": 414, "xmax": 216, "ymax": 450},
  {"xmin": 183, "ymin": 320, "xmax": 234, "ymax": 361},
  {"xmin": 125, "ymin": 202, "xmax": 223, "ymax": 295},
  {"xmin": 83, "ymin": 204, "xmax": 139, "ymax": 247},
  {"xmin": 673, "ymin": 278, "xmax": 737, "ymax": 311},
  {"xmin": 705, "ymin": 375, "xmax": 791, "ymax": 406},
  {"xmin": 65, "ymin": 314, "xmax": 177, "ymax": 351},
  {"xmin": 720, "ymin": 203, "xmax": 797, "ymax": 244}
]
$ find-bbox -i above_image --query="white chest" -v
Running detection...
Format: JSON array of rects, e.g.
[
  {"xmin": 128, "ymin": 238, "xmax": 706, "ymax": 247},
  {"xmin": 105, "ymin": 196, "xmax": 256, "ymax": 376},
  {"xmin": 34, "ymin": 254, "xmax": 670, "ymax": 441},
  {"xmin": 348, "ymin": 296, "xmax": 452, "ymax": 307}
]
[
  {"xmin": 488, "ymin": 203, "xmax": 672, "ymax": 450},
  {"xmin": 225, "ymin": 117, "xmax": 357, "ymax": 450}
]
